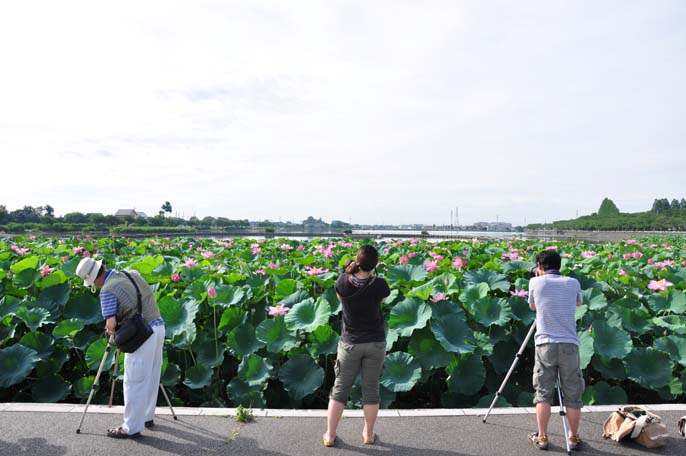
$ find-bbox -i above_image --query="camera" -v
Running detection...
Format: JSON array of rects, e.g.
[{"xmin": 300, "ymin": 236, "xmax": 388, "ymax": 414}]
[{"xmin": 528, "ymin": 265, "xmax": 539, "ymax": 279}]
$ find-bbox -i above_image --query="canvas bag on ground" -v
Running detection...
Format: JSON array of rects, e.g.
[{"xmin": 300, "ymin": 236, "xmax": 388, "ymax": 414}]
[
  {"xmin": 678, "ymin": 416, "xmax": 686, "ymax": 438},
  {"xmin": 603, "ymin": 406, "xmax": 668, "ymax": 448}
]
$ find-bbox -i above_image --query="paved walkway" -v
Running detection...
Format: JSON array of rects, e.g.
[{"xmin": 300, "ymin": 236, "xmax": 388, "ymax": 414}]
[{"xmin": 1, "ymin": 403, "xmax": 685, "ymax": 455}]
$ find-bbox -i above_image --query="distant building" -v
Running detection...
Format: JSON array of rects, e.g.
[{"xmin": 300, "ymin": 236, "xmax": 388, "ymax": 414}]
[
  {"xmin": 487, "ymin": 222, "xmax": 513, "ymax": 232},
  {"xmin": 114, "ymin": 209, "xmax": 147, "ymax": 218}
]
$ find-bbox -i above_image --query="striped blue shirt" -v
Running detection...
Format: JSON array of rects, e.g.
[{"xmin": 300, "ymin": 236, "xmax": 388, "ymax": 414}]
[
  {"xmin": 100, "ymin": 269, "xmax": 164, "ymax": 327},
  {"xmin": 528, "ymin": 273, "xmax": 582, "ymax": 346}
]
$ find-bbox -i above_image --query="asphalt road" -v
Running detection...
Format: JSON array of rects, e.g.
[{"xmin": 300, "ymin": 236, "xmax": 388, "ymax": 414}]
[{"xmin": 1, "ymin": 410, "xmax": 685, "ymax": 456}]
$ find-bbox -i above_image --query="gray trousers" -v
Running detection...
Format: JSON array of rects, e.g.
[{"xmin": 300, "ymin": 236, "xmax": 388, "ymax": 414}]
[{"xmin": 330, "ymin": 341, "xmax": 386, "ymax": 405}]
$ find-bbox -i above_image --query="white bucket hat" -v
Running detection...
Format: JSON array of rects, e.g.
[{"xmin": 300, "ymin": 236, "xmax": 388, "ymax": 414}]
[{"xmin": 75, "ymin": 257, "xmax": 103, "ymax": 287}]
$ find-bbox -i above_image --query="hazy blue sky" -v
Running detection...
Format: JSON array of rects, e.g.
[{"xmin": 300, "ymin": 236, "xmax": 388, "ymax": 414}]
[{"xmin": 1, "ymin": 1, "xmax": 684, "ymax": 225}]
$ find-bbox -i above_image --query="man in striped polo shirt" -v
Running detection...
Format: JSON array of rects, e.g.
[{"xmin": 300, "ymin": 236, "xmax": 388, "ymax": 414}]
[
  {"xmin": 528, "ymin": 249, "xmax": 584, "ymax": 451},
  {"xmin": 76, "ymin": 257, "xmax": 165, "ymax": 439}
]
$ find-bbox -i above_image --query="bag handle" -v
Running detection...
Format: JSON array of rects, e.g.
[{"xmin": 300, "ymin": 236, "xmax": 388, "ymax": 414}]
[{"xmin": 122, "ymin": 270, "xmax": 143, "ymax": 315}]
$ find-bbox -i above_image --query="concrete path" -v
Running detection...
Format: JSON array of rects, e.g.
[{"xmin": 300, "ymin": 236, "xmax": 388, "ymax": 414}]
[{"xmin": 1, "ymin": 404, "xmax": 685, "ymax": 455}]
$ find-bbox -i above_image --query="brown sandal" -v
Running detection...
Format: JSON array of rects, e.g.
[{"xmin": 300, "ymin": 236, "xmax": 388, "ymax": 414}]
[
  {"xmin": 322, "ymin": 433, "xmax": 336, "ymax": 447},
  {"xmin": 363, "ymin": 432, "xmax": 377, "ymax": 445},
  {"xmin": 107, "ymin": 426, "xmax": 140, "ymax": 439}
]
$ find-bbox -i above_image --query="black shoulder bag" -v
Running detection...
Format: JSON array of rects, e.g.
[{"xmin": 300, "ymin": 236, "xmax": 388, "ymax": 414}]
[{"xmin": 114, "ymin": 271, "xmax": 154, "ymax": 353}]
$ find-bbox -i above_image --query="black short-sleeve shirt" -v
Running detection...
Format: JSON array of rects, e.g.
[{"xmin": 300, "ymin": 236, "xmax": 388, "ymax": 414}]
[{"xmin": 335, "ymin": 273, "xmax": 391, "ymax": 344}]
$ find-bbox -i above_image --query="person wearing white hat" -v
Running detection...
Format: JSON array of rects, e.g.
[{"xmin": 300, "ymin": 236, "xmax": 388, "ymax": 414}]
[{"xmin": 76, "ymin": 257, "xmax": 165, "ymax": 439}]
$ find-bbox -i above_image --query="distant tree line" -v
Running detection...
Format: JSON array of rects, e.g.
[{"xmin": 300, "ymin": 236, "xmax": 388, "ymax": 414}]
[{"xmin": 528, "ymin": 197, "xmax": 686, "ymax": 231}]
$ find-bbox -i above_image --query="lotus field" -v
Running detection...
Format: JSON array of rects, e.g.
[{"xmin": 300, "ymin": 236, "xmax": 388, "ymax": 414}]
[{"xmin": 1, "ymin": 235, "xmax": 685, "ymax": 409}]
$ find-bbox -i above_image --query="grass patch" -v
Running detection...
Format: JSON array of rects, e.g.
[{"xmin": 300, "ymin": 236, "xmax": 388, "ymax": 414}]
[{"xmin": 235, "ymin": 404, "xmax": 254, "ymax": 423}]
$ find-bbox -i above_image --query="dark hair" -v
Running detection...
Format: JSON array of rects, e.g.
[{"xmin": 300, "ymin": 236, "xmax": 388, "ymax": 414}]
[
  {"xmin": 97, "ymin": 263, "xmax": 106, "ymax": 280},
  {"xmin": 536, "ymin": 250, "xmax": 561, "ymax": 271},
  {"xmin": 345, "ymin": 244, "xmax": 379, "ymax": 274}
]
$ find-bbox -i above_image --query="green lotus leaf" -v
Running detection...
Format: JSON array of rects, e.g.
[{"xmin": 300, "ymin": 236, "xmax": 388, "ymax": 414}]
[
  {"xmin": 591, "ymin": 320, "xmax": 632, "ymax": 360},
  {"xmin": 39, "ymin": 283, "xmax": 71, "ymax": 307},
  {"xmin": 31, "ymin": 374, "xmax": 70, "ymax": 402},
  {"xmin": 63, "ymin": 294, "xmax": 101, "ymax": 325},
  {"xmin": 161, "ymin": 363, "xmax": 181, "ymax": 386},
  {"xmin": 237, "ymin": 354, "xmax": 273, "ymax": 387},
  {"xmin": 13, "ymin": 268, "xmax": 39, "ymax": 288},
  {"xmin": 380, "ymin": 352, "xmax": 422, "ymax": 392},
  {"xmin": 180, "ymin": 265, "xmax": 207, "ymax": 283},
  {"xmin": 37, "ymin": 270, "xmax": 67, "ymax": 288},
  {"xmin": 16, "ymin": 306, "xmax": 51, "ymax": 332},
  {"xmin": 430, "ymin": 300, "xmax": 465, "ymax": 320},
  {"xmin": 608, "ymin": 304, "xmax": 653, "ymax": 335},
  {"xmin": 584, "ymin": 381, "xmax": 627, "ymax": 405},
  {"xmin": 320, "ymin": 287, "xmax": 341, "ymax": 315},
  {"xmin": 447, "ymin": 353, "xmax": 485, "ymax": 396},
  {"xmin": 218, "ymin": 306, "xmax": 247, "ymax": 334},
  {"xmin": 388, "ymin": 298, "xmax": 432, "ymax": 337},
  {"xmin": 53, "ymin": 318, "xmax": 85, "ymax": 339},
  {"xmin": 592, "ymin": 354, "xmax": 626, "ymax": 378},
  {"xmin": 578, "ymin": 329, "xmax": 594, "ymax": 369},
  {"xmin": 227, "ymin": 377, "xmax": 266, "ymax": 408},
  {"xmin": 0, "ymin": 344, "xmax": 40, "ymax": 387},
  {"xmin": 652, "ymin": 315, "xmax": 686, "ymax": 335},
  {"xmin": 510, "ymin": 296, "xmax": 535, "ymax": 326},
  {"xmin": 430, "ymin": 315, "xmax": 475, "ymax": 354},
  {"xmin": 183, "ymin": 281, "xmax": 207, "ymax": 301},
  {"xmin": 476, "ymin": 393, "xmax": 511, "ymax": 408},
  {"xmin": 387, "ymin": 265, "xmax": 428, "ymax": 284},
  {"xmin": 408, "ymin": 327, "xmax": 452, "ymax": 369},
  {"xmin": 158, "ymin": 296, "xmax": 199, "ymax": 340},
  {"xmin": 19, "ymin": 331, "xmax": 54, "ymax": 360},
  {"xmin": 279, "ymin": 290, "xmax": 311, "ymax": 308},
  {"xmin": 274, "ymin": 278, "xmax": 297, "ymax": 300},
  {"xmin": 72, "ymin": 375, "xmax": 95, "ymax": 399},
  {"xmin": 489, "ymin": 340, "xmax": 523, "ymax": 375},
  {"xmin": 60, "ymin": 257, "xmax": 81, "ymax": 276},
  {"xmin": 473, "ymin": 331, "xmax": 494, "ymax": 356},
  {"xmin": 386, "ymin": 328, "xmax": 399, "ymax": 349},
  {"xmin": 278, "ymin": 354, "xmax": 324, "ymax": 400},
  {"xmin": 214, "ymin": 284, "xmax": 246, "ymax": 308},
  {"xmin": 308, "ymin": 325, "xmax": 339, "ymax": 357},
  {"xmin": 463, "ymin": 269, "xmax": 510, "ymax": 292},
  {"xmin": 467, "ymin": 297, "xmax": 512, "ymax": 327},
  {"xmin": 85, "ymin": 338, "xmax": 115, "ymax": 371},
  {"xmin": 459, "ymin": 283, "xmax": 490, "ymax": 306},
  {"xmin": 284, "ymin": 297, "xmax": 331, "ymax": 332},
  {"xmin": 183, "ymin": 364, "xmax": 214, "ymax": 389},
  {"xmin": 575, "ymin": 304, "xmax": 588, "ymax": 321},
  {"xmin": 191, "ymin": 332, "xmax": 225, "ymax": 368},
  {"xmin": 583, "ymin": 288, "xmax": 608, "ymax": 310},
  {"xmin": 501, "ymin": 261, "xmax": 536, "ymax": 274},
  {"xmin": 406, "ymin": 280, "xmax": 437, "ymax": 301},
  {"xmin": 130, "ymin": 255, "xmax": 165, "ymax": 281},
  {"xmin": 0, "ymin": 295, "xmax": 21, "ymax": 318},
  {"xmin": 227, "ymin": 324, "xmax": 264, "ymax": 357},
  {"xmin": 256, "ymin": 316, "xmax": 298, "ymax": 353},
  {"xmin": 667, "ymin": 290, "xmax": 686, "ymax": 314},
  {"xmin": 624, "ymin": 347, "xmax": 673, "ymax": 388},
  {"xmin": 654, "ymin": 335, "xmax": 686, "ymax": 367},
  {"xmin": 36, "ymin": 345, "xmax": 68, "ymax": 376},
  {"xmin": 10, "ymin": 255, "xmax": 39, "ymax": 274}
]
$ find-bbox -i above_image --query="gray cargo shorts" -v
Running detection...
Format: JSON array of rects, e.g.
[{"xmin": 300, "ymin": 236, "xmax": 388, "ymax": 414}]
[
  {"xmin": 533, "ymin": 343, "xmax": 585, "ymax": 408},
  {"xmin": 330, "ymin": 340, "xmax": 386, "ymax": 405}
]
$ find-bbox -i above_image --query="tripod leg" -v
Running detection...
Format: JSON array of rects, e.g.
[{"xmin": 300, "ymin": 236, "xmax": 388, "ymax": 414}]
[
  {"xmin": 77, "ymin": 336, "xmax": 114, "ymax": 433},
  {"xmin": 159, "ymin": 384, "xmax": 178, "ymax": 420},
  {"xmin": 556, "ymin": 371, "xmax": 571, "ymax": 455},
  {"xmin": 108, "ymin": 349, "xmax": 121, "ymax": 407},
  {"xmin": 483, "ymin": 321, "xmax": 536, "ymax": 423}
]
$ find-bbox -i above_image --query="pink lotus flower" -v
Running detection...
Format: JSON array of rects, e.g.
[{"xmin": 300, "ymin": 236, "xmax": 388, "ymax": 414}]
[
  {"xmin": 317, "ymin": 246, "xmax": 334, "ymax": 258},
  {"xmin": 40, "ymin": 265, "xmax": 54, "ymax": 277},
  {"xmin": 254, "ymin": 269, "xmax": 266, "ymax": 275},
  {"xmin": 607, "ymin": 254, "xmax": 614, "ymax": 260},
  {"xmin": 184, "ymin": 258, "xmax": 198, "ymax": 268},
  {"xmin": 280, "ymin": 244, "xmax": 293, "ymax": 251},
  {"xmin": 82, "ymin": 250, "xmax": 90, "ymax": 257},
  {"xmin": 207, "ymin": 287, "xmax": 217, "ymax": 299},
  {"xmin": 429, "ymin": 252, "xmax": 444, "ymax": 262},
  {"xmin": 62, "ymin": 256, "xmax": 69, "ymax": 263},
  {"xmin": 623, "ymin": 253, "xmax": 632, "ymax": 260},
  {"xmin": 408, "ymin": 251, "xmax": 416, "ymax": 258},
  {"xmin": 399, "ymin": 255, "xmax": 409, "ymax": 265},
  {"xmin": 648, "ymin": 279, "xmax": 673, "ymax": 291},
  {"xmin": 682, "ymin": 260, "xmax": 686, "ymax": 267},
  {"xmin": 305, "ymin": 266, "xmax": 329, "ymax": 276},
  {"xmin": 561, "ymin": 253, "xmax": 573, "ymax": 258},
  {"xmin": 463, "ymin": 249, "xmax": 470, "ymax": 255},
  {"xmin": 626, "ymin": 239, "xmax": 637, "ymax": 245},
  {"xmin": 296, "ymin": 245, "xmax": 305, "ymax": 251},
  {"xmin": 452, "ymin": 257, "xmax": 468, "ymax": 269},
  {"xmin": 510, "ymin": 289, "xmax": 528, "ymax": 297},
  {"xmin": 647, "ymin": 258, "xmax": 654, "ymax": 264},
  {"xmin": 171, "ymin": 272, "xmax": 181, "ymax": 282},
  {"xmin": 424, "ymin": 260, "xmax": 439, "ymax": 273},
  {"xmin": 219, "ymin": 240, "xmax": 233, "ymax": 248},
  {"xmin": 73, "ymin": 246, "xmax": 83, "ymax": 254},
  {"xmin": 28, "ymin": 234, "xmax": 36, "ymax": 240},
  {"xmin": 268, "ymin": 262, "xmax": 277, "ymax": 269},
  {"xmin": 545, "ymin": 245, "xmax": 558, "ymax": 250},
  {"xmin": 502, "ymin": 252, "xmax": 520, "ymax": 261},
  {"xmin": 632, "ymin": 252, "xmax": 643, "ymax": 259},
  {"xmin": 618, "ymin": 269, "xmax": 627, "ymax": 276},
  {"xmin": 268, "ymin": 305, "xmax": 290, "ymax": 316},
  {"xmin": 430, "ymin": 292, "xmax": 447, "ymax": 303},
  {"xmin": 581, "ymin": 250, "xmax": 597, "ymax": 258},
  {"xmin": 11, "ymin": 245, "xmax": 29, "ymax": 256},
  {"xmin": 201, "ymin": 251, "xmax": 215, "ymax": 259}
]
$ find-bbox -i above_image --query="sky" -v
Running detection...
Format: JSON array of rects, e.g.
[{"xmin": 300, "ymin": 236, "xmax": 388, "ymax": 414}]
[{"xmin": 1, "ymin": 0, "xmax": 684, "ymax": 226}]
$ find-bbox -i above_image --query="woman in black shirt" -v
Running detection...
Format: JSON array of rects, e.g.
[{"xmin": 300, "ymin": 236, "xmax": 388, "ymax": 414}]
[{"xmin": 323, "ymin": 245, "xmax": 390, "ymax": 446}]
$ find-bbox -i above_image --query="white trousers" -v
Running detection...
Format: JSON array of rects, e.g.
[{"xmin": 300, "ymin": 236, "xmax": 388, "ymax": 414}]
[{"xmin": 121, "ymin": 324, "xmax": 165, "ymax": 435}]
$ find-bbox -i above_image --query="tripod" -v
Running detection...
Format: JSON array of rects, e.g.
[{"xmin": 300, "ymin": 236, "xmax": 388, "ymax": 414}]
[
  {"xmin": 76, "ymin": 336, "xmax": 178, "ymax": 434},
  {"xmin": 482, "ymin": 322, "xmax": 572, "ymax": 455}
]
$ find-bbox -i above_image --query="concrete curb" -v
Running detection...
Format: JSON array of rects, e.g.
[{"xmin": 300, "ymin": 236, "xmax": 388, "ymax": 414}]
[{"xmin": 2, "ymin": 402, "xmax": 685, "ymax": 417}]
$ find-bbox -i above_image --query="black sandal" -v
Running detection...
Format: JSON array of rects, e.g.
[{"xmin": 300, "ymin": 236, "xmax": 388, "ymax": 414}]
[{"xmin": 107, "ymin": 426, "xmax": 140, "ymax": 439}]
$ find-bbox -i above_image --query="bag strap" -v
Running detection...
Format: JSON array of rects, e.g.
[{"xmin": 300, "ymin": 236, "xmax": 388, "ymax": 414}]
[
  {"xmin": 631, "ymin": 415, "xmax": 649, "ymax": 439},
  {"xmin": 122, "ymin": 270, "xmax": 143, "ymax": 315},
  {"xmin": 345, "ymin": 275, "xmax": 376, "ymax": 299}
]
